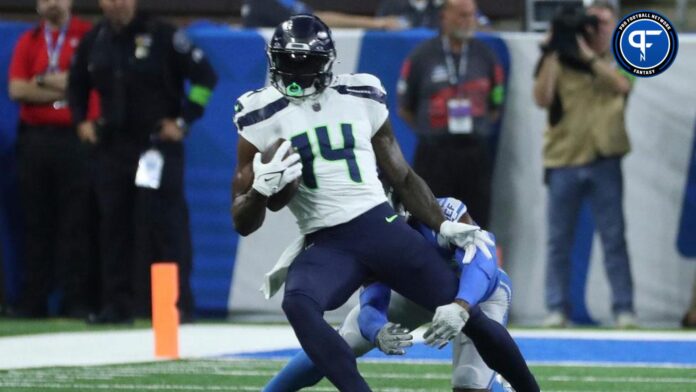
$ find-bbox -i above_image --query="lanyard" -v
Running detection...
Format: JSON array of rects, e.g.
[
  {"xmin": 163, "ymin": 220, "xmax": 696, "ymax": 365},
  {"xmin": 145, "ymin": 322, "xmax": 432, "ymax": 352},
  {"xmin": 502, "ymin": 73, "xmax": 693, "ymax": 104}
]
[
  {"xmin": 44, "ymin": 18, "xmax": 69, "ymax": 73},
  {"xmin": 441, "ymin": 36, "xmax": 468, "ymax": 86}
]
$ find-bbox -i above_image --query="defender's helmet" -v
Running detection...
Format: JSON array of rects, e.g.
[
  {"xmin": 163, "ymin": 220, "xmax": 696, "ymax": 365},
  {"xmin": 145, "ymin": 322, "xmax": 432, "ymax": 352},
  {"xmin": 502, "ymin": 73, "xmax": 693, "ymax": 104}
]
[{"xmin": 267, "ymin": 14, "xmax": 336, "ymax": 98}]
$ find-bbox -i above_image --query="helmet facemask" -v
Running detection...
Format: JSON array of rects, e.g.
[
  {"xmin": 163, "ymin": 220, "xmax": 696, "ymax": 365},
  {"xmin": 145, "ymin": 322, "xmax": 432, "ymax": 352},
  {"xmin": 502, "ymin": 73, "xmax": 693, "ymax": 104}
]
[{"xmin": 268, "ymin": 49, "xmax": 334, "ymax": 98}]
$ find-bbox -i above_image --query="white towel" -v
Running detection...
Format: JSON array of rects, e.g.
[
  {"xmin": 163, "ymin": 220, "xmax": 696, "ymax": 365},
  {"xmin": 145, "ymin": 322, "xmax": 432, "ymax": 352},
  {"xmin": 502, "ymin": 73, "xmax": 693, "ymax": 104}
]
[{"xmin": 259, "ymin": 235, "xmax": 305, "ymax": 299}]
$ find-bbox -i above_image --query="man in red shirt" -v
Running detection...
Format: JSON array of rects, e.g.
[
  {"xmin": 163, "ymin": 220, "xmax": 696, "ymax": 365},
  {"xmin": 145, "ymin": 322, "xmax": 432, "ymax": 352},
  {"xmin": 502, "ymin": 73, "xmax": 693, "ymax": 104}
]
[{"xmin": 8, "ymin": 0, "xmax": 96, "ymax": 318}]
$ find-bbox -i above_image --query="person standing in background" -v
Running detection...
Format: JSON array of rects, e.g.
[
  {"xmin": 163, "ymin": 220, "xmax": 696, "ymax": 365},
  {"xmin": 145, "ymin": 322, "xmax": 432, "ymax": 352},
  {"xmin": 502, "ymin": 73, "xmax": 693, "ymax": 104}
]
[
  {"xmin": 377, "ymin": 0, "xmax": 443, "ymax": 29},
  {"xmin": 8, "ymin": 0, "xmax": 97, "ymax": 318},
  {"xmin": 68, "ymin": 0, "xmax": 217, "ymax": 324},
  {"xmin": 241, "ymin": 0, "xmax": 404, "ymax": 30},
  {"xmin": 533, "ymin": 1, "xmax": 636, "ymax": 328},
  {"xmin": 378, "ymin": 0, "xmax": 491, "ymax": 30},
  {"xmin": 397, "ymin": 0, "xmax": 505, "ymax": 229}
]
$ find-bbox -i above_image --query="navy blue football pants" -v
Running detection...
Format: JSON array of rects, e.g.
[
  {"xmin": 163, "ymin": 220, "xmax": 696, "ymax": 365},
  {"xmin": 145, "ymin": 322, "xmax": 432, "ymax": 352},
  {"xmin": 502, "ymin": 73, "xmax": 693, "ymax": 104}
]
[{"xmin": 283, "ymin": 202, "xmax": 459, "ymax": 391}]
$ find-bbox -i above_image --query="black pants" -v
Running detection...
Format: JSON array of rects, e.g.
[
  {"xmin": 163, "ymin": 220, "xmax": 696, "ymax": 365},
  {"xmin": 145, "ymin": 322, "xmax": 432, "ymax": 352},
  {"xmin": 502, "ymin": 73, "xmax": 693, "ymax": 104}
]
[
  {"xmin": 413, "ymin": 137, "xmax": 492, "ymax": 228},
  {"xmin": 283, "ymin": 203, "xmax": 460, "ymax": 390},
  {"xmin": 16, "ymin": 124, "xmax": 92, "ymax": 316},
  {"xmin": 95, "ymin": 140, "xmax": 193, "ymax": 318}
]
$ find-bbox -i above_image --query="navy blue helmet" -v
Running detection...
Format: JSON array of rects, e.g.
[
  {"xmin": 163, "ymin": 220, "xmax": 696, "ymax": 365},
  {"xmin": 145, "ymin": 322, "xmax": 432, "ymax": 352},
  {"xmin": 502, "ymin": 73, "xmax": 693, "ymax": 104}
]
[{"xmin": 267, "ymin": 14, "xmax": 336, "ymax": 98}]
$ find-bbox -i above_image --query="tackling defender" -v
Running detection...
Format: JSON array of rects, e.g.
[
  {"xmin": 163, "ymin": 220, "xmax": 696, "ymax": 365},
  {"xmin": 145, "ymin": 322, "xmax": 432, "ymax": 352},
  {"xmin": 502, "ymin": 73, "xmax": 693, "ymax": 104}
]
[
  {"xmin": 262, "ymin": 196, "xmax": 515, "ymax": 392},
  {"xmin": 231, "ymin": 14, "xmax": 538, "ymax": 391}
]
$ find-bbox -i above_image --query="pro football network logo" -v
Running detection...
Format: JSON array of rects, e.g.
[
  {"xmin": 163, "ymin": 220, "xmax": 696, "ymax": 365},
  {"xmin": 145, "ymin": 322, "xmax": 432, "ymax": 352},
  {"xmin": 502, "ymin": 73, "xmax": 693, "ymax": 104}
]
[{"xmin": 612, "ymin": 11, "xmax": 678, "ymax": 77}]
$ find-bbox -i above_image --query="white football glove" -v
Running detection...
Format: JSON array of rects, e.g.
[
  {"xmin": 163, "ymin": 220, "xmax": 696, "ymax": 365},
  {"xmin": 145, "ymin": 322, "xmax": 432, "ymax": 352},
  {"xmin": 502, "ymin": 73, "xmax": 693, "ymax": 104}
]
[
  {"xmin": 461, "ymin": 230, "xmax": 494, "ymax": 264},
  {"xmin": 375, "ymin": 322, "xmax": 413, "ymax": 355},
  {"xmin": 438, "ymin": 221, "xmax": 494, "ymax": 263},
  {"xmin": 252, "ymin": 140, "xmax": 303, "ymax": 197},
  {"xmin": 423, "ymin": 303, "xmax": 470, "ymax": 349}
]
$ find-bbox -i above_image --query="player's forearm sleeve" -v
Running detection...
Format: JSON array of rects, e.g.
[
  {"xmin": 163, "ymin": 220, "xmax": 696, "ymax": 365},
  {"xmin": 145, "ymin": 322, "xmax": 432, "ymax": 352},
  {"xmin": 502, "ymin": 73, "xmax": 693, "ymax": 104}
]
[
  {"xmin": 455, "ymin": 247, "xmax": 497, "ymax": 307},
  {"xmin": 358, "ymin": 283, "xmax": 391, "ymax": 343},
  {"xmin": 456, "ymin": 263, "xmax": 491, "ymax": 307}
]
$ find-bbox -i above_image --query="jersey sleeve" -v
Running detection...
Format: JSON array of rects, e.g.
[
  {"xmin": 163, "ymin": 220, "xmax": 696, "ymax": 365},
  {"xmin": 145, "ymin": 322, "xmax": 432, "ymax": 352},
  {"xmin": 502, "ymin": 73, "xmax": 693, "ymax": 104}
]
[
  {"xmin": 357, "ymin": 282, "xmax": 391, "ymax": 343},
  {"xmin": 410, "ymin": 197, "xmax": 468, "ymax": 251},
  {"xmin": 164, "ymin": 25, "xmax": 218, "ymax": 126},
  {"xmin": 68, "ymin": 27, "xmax": 96, "ymax": 126},
  {"xmin": 8, "ymin": 32, "xmax": 32, "ymax": 81},
  {"xmin": 397, "ymin": 52, "xmax": 421, "ymax": 115},
  {"xmin": 337, "ymin": 73, "xmax": 389, "ymax": 136},
  {"xmin": 485, "ymin": 45, "xmax": 505, "ymax": 111},
  {"xmin": 454, "ymin": 233, "xmax": 499, "ymax": 306},
  {"xmin": 437, "ymin": 197, "xmax": 468, "ymax": 222},
  {"xmin": 233, "ymin": 88, "xmax": 286, "ymax": 151}
]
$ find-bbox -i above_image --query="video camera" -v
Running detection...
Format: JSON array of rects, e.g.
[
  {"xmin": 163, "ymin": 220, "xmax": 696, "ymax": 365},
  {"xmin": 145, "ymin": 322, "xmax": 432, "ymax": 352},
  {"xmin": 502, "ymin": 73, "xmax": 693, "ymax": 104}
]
[{"xmin": 545, "ymin": 5, "xmax": 599, "ymax": 66}]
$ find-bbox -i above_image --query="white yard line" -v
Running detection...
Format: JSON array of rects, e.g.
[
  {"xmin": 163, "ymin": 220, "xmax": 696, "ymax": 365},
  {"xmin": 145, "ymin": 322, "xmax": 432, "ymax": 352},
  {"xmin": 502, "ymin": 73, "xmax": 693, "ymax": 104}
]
[
  {"xmin": 527, "ymin": 360, "xmax": 696, "ymax": 369},
  {"xmin": 0, "ymin": 325, "xmax": 695, "ymax": 370},
  {"xmin": 508, "ymin": 329, "xmax": 696, "ymax": 341},
  {"xmin": 1, "ymin": 358, "xmax": 694, "ymax": 391},
  {"xmin": 0, "ymin": 325, "xmax": 300, "ymax": 370},
  {"xmin": 545, "ymin": 375, "xmax": 696, "ymax": 384}
]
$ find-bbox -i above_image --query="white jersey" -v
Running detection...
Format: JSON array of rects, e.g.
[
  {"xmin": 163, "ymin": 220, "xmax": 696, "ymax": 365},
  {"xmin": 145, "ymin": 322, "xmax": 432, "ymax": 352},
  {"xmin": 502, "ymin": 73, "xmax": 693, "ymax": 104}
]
[{"xmin": 234, "ymin": 73, "xmax": 390, "ymax": 234}]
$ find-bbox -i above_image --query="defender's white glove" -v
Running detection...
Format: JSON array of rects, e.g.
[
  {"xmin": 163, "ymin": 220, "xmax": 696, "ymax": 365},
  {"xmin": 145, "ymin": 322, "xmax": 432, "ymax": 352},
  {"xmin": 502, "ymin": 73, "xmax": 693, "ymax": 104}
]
[
  {"xmin": 375, "ymin": 322, "xmax": 413, "ymax": 355},
  {"xmin": 252, "ymin": 140, "xmax": 302, "ymax": 197},
  {"xmin": 461, "ymin": 230, "xmax": 494, "ymax": 264},
  {"xmin": 438, "ymin": 221, "xmax": 494, "ymax": 263},
  {"xmin": 423, "ymin": 303, "xmax": 470, "ymax": 349}
]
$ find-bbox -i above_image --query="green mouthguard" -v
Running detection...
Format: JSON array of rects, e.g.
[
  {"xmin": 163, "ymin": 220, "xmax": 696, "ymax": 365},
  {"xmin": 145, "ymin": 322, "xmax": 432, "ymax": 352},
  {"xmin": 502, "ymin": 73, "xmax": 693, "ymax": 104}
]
[{"xmin": 286, "ymin": 82, "xmax": 304, "ymax": 97}]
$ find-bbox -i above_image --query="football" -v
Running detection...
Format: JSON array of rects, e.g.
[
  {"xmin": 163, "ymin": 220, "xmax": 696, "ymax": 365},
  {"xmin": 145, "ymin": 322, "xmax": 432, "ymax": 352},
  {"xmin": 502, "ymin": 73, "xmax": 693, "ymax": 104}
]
[{"xmin": 262, "ymin": 138, "xmax": 301, "ymax": 211}]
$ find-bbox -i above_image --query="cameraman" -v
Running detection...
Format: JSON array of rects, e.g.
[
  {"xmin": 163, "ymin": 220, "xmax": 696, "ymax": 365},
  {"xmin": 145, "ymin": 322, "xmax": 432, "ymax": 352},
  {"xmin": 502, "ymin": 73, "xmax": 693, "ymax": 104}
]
[{"xmin": 533, "ymin": 1, "xmax": 636, "ymax": 328}]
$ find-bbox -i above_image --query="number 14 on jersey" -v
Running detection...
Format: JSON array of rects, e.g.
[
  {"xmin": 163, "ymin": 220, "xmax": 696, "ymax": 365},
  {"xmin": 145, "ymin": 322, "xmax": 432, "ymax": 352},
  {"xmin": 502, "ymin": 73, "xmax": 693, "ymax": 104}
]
[{"xmin": 291, "ymin": 124, "xmax": 362, "ymax": 189}]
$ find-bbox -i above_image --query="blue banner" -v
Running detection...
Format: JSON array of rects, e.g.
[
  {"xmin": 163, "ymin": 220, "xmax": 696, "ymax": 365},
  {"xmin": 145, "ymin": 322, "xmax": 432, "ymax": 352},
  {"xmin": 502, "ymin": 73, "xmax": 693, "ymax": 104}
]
[
  {"xmin": 677, "ymin": 118, "xmax": 696, "ymax": 258},
  {"xmin": 0, "ymin": 22, "xmax": 30, "ymax": 306}
]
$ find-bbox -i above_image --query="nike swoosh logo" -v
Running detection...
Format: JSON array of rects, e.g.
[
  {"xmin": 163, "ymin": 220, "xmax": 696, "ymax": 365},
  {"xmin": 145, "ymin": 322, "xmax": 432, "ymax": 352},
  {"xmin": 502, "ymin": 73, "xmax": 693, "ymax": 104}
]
[
  {"xmin": 263, "ymin": 172, "xmax": 282, "ymax": 182},
  {"xmin": 385, "ymin": 214, "xmax": 398, "ymax": 223}
]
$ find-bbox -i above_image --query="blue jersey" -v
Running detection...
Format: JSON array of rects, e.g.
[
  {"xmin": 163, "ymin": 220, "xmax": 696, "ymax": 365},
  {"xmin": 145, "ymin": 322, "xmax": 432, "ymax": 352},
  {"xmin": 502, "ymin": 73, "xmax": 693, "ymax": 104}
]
[
  {"xmin": 411, "ymin": 197, "xmax": 501, "ymax": 306},
  {"xmin": 358, "ymin": 197, "xmax": 507, "ymax": 343},
  {"xmin": 412, "ymin": 197, "xmax": 468, "ymax": 251}
]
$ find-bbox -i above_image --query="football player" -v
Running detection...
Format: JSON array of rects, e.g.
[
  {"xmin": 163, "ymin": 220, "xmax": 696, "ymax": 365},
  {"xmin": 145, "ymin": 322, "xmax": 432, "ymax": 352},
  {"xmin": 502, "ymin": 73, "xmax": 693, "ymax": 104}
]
[
  {"xmin": 262, "ymin": 196, "xmax": 516, "ymax": 392},
  {"xmin": 231, "ymin": 14, "xmax": 538, "ymax": 391}
]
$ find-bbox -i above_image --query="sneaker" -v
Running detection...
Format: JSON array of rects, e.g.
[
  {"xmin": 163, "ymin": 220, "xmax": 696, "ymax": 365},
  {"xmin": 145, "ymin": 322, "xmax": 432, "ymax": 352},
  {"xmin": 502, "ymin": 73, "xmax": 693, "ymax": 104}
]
[
  {"xmin": 542, "ymin": 311, "xmax": 567, "ymax": 328},
  {"xmin": 615, "ymin": 311, "xmax": 638, "ymax": 329}
]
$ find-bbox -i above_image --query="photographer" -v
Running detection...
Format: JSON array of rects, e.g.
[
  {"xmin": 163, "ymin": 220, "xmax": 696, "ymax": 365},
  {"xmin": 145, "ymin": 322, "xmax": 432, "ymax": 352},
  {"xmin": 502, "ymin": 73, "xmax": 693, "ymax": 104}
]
[{"xmin": 533, "ymin": 1, "xmax": 636, "ymax": 328}]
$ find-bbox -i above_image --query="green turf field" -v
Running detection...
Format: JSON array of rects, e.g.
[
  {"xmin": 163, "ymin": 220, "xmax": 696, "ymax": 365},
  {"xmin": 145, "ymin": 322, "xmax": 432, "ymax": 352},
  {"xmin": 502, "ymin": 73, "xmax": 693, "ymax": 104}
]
[
  {"xmin": 1, "ymin": 319, "xmax": 694, "ymax": 391},
  {"xmin": 0, "ymin": 359, "xmax": 694, "ymax": 391},
  {"xmin": 0, "ymin": 318, "xmax": 153, "ymax": 337}
]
